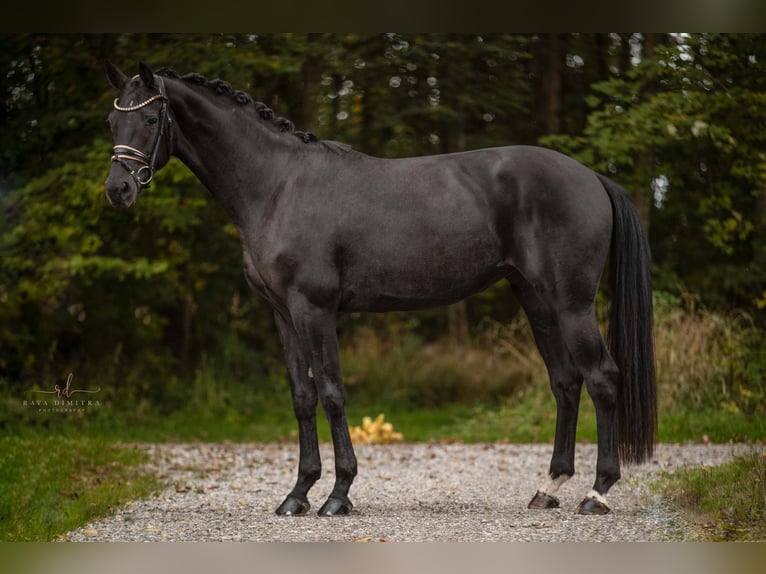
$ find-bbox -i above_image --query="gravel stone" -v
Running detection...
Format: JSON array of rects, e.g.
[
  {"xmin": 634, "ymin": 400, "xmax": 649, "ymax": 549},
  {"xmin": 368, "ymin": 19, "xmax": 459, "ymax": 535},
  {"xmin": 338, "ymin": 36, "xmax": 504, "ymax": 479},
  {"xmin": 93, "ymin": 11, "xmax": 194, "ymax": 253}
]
[{"xmin": 64, "ymin": 442, "xmax": 753, "ymax": 542}]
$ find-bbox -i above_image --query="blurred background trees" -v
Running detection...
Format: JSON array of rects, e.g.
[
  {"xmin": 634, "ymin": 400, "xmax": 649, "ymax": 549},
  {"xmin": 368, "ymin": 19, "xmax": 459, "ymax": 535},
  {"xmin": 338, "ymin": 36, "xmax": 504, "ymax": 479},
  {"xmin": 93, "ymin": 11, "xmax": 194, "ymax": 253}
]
[{"xmin": 1, "ymin": 34, "xmax": 763, "ymax": 416}]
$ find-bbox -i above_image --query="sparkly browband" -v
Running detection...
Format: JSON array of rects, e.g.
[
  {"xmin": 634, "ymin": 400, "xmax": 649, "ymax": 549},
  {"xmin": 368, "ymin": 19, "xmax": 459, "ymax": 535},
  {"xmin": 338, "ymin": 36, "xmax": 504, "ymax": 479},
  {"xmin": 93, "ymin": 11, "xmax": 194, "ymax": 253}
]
[{"xmin": 113, "ymin": 93, "xmax": 164, "ymax": 112}]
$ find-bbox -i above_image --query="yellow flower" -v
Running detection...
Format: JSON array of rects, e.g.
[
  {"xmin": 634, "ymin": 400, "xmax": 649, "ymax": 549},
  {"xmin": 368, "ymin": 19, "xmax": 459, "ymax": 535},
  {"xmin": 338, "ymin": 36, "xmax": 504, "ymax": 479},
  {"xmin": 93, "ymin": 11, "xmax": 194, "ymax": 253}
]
[{"xmin": 349, "ymin": 413, "xmax": 404, "ymax": 444}]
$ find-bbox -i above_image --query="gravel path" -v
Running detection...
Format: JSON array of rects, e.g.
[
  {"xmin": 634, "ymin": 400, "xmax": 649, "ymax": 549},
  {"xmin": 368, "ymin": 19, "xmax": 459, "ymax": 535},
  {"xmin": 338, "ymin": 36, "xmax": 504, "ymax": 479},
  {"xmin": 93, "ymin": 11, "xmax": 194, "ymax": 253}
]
[{"xmin": 64, "ymin": 441, "xmax": 753, "ymax": 542}]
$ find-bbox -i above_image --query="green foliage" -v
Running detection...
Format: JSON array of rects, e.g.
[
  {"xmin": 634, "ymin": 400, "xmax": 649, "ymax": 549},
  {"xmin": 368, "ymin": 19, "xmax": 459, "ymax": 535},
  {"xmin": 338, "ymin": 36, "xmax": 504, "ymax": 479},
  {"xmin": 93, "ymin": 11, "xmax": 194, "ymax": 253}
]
[
  {"xmin": 541, "ymin": 34, "xmax": 766, "ymax": 316},
  {"xmin": 0, "ymin": 140, "xmax": 278, "ymax": 398},
  {"xmin": 0, "ymin": 35, "xmax": 112, "ymax": 186}
]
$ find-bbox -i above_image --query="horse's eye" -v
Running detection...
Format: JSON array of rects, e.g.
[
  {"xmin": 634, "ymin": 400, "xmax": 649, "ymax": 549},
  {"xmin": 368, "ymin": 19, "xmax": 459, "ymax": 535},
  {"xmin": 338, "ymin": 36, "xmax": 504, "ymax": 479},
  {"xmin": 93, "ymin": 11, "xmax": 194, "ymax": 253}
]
[{"xmin": 147, "ymin": 116, "xmax": 159, "ymax": 126}]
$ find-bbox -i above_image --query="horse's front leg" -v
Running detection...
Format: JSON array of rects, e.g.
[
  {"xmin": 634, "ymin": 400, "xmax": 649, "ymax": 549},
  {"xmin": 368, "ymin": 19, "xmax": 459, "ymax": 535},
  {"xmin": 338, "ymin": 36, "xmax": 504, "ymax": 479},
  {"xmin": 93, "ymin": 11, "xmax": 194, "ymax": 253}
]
[
  {"xmin": 274, "ymin": 311, "xmax": 322, "ymax": 515},
  {"xmin": 289, "ymin": 297, "xmax": 357, "ymax": 516}
]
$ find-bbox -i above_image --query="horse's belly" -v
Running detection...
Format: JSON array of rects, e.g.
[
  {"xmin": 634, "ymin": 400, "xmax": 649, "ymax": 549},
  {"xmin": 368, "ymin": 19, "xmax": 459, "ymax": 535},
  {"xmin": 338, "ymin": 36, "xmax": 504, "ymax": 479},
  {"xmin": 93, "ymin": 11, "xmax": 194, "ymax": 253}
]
[
  {"xmin": 335, "ymin": 180, "xmax": 508, "ymax": 312},
  {"xmin": 338, "ymin": 249, "xmax": 509, "ymax": 312}
]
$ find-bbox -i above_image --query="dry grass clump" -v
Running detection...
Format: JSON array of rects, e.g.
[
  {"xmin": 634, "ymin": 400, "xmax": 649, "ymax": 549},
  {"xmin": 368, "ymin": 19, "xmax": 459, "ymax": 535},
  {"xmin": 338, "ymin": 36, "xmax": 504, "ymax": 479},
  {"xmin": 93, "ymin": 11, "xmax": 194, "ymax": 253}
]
[
  {"xmin": 340, "ymin": 315, "xmax": 546, "ymax": 408},
  {"xmin": 653, "ymin": 293, "xmax": 764, "ymax": 415}
]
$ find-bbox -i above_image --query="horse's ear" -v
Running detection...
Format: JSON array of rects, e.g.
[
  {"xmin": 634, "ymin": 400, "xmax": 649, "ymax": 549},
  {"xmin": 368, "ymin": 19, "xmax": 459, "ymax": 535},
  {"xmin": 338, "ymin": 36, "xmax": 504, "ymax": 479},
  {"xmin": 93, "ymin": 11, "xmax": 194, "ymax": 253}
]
[
  {"xmin": 105, "ymin": 61, "xmax": 128, "ymax": 90},
  {"xmin": 138, "ymin": 62, "xmax": 155, "ymax": 89}
]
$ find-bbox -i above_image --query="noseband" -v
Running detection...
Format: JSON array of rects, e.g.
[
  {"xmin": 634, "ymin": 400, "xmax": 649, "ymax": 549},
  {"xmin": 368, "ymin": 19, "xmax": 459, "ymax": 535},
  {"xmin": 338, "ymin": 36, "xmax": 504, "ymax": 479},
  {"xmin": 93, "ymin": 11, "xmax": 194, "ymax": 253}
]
[{"xmin": 111, "ymin": 76, "xmax": 173, "ymax": 188}]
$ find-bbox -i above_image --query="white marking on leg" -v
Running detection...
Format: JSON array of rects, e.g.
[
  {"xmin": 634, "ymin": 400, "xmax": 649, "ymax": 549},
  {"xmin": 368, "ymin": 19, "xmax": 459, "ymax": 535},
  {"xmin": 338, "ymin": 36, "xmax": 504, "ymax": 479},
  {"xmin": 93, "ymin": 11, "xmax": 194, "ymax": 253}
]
[
  {"xmin": 308, "ymin": 367, "xmax": 313, "ymax": 379},
  {"xmin": 585, "ymin": 489, "xmax": 608, "ymax": 506},
  {"xmin": 538, "ymin": 474, "xmax": 571, "ymax": 496}
]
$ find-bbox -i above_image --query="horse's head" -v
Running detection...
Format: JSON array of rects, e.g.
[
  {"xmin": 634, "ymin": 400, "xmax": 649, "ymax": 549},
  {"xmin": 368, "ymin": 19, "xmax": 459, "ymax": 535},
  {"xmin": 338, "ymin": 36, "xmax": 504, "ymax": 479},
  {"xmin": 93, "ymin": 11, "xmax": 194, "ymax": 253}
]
[{"xmin": 104, "ymin": 62, "xmax": 173, "ymax": 209}]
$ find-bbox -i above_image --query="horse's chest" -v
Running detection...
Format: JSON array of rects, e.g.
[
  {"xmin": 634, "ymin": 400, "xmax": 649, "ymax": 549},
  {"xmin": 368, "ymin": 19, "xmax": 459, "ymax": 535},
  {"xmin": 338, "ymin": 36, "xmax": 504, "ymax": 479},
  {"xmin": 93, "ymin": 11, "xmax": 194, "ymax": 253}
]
[
  {"xmin": 240, "ymin": 242, "xmax": 299, "ymax": 306},
  {"xmin": 241, "ymin": 247, "xmax": 271, "ymax": 296}
]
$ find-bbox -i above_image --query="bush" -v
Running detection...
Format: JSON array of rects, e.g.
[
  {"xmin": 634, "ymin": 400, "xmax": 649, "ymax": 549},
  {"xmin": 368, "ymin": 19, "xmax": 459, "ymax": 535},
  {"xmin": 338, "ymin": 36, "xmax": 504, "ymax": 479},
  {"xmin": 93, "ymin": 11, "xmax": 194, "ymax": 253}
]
[
  {"xmin": 340, "ymin": 316, "xmax": 545, "ymax": 409},
  {"xmin": 653, "ymin": 291, "xmax": 765, "ymax": 417}
]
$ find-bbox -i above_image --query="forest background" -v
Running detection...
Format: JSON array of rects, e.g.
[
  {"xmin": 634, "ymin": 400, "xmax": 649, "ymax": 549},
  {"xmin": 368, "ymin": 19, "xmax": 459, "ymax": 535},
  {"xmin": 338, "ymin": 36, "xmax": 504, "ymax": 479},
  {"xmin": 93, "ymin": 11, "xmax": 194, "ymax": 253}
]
[{"xmin": 1, "ymin": 33, "xmax": 764, "ymax": 443}]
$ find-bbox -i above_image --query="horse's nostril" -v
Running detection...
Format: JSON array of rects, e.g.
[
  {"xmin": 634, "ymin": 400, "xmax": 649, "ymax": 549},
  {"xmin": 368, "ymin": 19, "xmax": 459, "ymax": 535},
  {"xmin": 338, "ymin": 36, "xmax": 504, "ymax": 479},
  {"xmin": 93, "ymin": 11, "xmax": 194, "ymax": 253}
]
[{"xmin": 104, "ymin": 177, "xmax": 134, "ymax": 207}]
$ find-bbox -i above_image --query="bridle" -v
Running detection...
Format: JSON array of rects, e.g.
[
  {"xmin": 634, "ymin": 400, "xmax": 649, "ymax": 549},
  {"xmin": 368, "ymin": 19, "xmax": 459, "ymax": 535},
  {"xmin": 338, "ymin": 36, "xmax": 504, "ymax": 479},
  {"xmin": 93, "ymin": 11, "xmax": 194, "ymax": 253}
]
[{"xmin": 111, "ymin": 75, "xmax": 173, "ymax": 188}]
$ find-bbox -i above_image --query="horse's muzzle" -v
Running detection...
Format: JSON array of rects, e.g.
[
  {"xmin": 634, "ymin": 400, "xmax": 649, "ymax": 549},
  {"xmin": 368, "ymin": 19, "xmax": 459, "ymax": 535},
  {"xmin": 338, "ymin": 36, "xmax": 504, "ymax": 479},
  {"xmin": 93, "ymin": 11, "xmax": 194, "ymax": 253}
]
[{"xmin": 104, "ymin": 173, "xmax": 138, "ymax": 209}]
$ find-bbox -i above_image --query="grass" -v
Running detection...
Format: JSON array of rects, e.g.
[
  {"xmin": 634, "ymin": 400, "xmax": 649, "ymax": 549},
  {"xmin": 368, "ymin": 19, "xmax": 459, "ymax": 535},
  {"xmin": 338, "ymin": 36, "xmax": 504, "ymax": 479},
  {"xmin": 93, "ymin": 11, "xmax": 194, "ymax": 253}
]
[
  {"xmin": 0, "ymin": 433, "xmax": 160, "ymax": 541},
  {"xmin": 655, "ymin": 449, "xmax": 766, "ymax": 541},
  {"xmin": 659, "ymin": 409, "xmax": 766, "ymax": 444}
]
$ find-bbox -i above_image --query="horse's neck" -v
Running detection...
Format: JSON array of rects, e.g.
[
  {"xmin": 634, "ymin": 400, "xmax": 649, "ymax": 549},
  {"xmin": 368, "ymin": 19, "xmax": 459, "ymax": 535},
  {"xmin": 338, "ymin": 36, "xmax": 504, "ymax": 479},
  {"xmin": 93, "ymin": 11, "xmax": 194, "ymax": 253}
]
[{"xmin": 169, "ymin": 85, "xmax": 292, "ymax": 228}]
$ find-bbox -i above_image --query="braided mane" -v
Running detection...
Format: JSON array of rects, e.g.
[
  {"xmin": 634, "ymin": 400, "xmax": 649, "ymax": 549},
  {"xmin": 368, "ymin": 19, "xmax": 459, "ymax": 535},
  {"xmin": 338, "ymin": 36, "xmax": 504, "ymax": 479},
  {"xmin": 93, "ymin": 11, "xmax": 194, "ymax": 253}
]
[{"xmin": 156, "ymin": 67, "xmax": 322, "ymax": 145}]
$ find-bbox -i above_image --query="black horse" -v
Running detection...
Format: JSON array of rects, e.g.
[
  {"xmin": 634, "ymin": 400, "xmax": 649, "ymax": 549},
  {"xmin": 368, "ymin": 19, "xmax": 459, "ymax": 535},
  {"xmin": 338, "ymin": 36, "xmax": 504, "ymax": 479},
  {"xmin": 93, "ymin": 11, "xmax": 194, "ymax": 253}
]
[{"xmin": 104, "ymin": 62, "xmax": 656, "ymax": 516}]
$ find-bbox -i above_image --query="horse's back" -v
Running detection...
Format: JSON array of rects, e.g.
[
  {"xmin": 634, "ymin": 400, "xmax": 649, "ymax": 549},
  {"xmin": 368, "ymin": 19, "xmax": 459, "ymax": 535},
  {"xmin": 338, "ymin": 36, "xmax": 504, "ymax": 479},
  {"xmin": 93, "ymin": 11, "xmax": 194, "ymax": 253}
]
[
  {"xmin": 359, "ymin": 144, "xmax": 611, "ymax": 233},
  {"xmin": 378, "ymin": 144, "xmax": 614, "ymax": 276}
]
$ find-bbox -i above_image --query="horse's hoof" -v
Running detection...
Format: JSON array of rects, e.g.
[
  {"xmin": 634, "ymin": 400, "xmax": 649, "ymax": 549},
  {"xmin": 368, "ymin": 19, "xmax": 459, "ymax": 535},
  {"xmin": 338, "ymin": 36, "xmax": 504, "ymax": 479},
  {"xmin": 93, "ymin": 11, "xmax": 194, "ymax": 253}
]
[
  {"xmin": 275, "ymin": 495, "xmax": 310, "ymax": 516},
  {"xmin": 317, "ymin": 496, "xmax": 353, "ymax": 516},
  {"xmin": 528, "ymin": 491, "xmax": 560, "ymax": 509},
  {"xmin": 576, "ymin": 496, "xmax": 610, "ymax": 515}
]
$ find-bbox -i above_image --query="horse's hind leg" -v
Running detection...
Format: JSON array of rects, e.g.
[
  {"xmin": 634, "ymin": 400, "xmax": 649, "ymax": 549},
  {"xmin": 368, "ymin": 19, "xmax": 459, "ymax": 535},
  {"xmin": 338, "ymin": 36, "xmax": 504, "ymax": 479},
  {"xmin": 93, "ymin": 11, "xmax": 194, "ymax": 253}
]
[
  {"xmin": 555, "ymin": 305, "xmax": 621, "ymax": 515},
  {"xmin": 513, "ymin": 281, "xmax": 583, "ymax": 510}
]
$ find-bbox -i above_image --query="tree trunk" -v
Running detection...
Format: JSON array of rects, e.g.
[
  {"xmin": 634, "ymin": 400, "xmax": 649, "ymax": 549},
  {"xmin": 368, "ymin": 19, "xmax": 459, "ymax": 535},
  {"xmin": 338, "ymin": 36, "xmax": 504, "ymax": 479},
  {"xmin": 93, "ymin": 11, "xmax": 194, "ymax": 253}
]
[
  {"xmin": 439, "ymin": 54, "xmax": 470, "ymax": 346},
  {"xmin": 632, "ymin": 33, "xmax": 666, "ymax": 232},
  {"xmin": 618, "ymin": 33, "xmax": 633, "ymax": 76},
  {"xmin": 299, "ymin": 33, "xmax": 323, "ymax": 133},
  {"xmin": 543, "ymin": 33, "xmax": 563, "ymax": 134},
  {"xmin": 752, "ymin": 183, "xmax": 766, "ymax": 308}
]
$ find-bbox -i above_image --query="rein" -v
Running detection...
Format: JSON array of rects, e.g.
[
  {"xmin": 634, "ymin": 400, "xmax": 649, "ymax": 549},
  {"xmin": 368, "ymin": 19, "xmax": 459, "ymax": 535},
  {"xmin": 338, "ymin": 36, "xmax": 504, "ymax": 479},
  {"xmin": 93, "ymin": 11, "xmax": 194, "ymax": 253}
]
[{"xmin": 111, "ymin": 76, "xmax": 173, "ymax": 188}]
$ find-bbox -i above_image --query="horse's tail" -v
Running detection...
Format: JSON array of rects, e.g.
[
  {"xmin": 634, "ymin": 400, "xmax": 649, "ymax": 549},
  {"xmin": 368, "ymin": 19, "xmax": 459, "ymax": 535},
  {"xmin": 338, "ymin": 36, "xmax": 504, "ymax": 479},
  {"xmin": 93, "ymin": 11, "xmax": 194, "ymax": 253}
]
[{"xmin": 597, "ymin": 173, "xmax": 657, "ymax": 465}]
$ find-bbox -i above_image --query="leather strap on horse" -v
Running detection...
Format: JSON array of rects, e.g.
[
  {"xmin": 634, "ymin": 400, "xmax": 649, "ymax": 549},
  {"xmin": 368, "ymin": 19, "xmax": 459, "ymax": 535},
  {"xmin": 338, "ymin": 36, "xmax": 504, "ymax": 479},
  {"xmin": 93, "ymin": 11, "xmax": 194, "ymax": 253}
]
[{"xmin": 111, "ymin": 76, "xmax": 173, "ymax": 189}]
